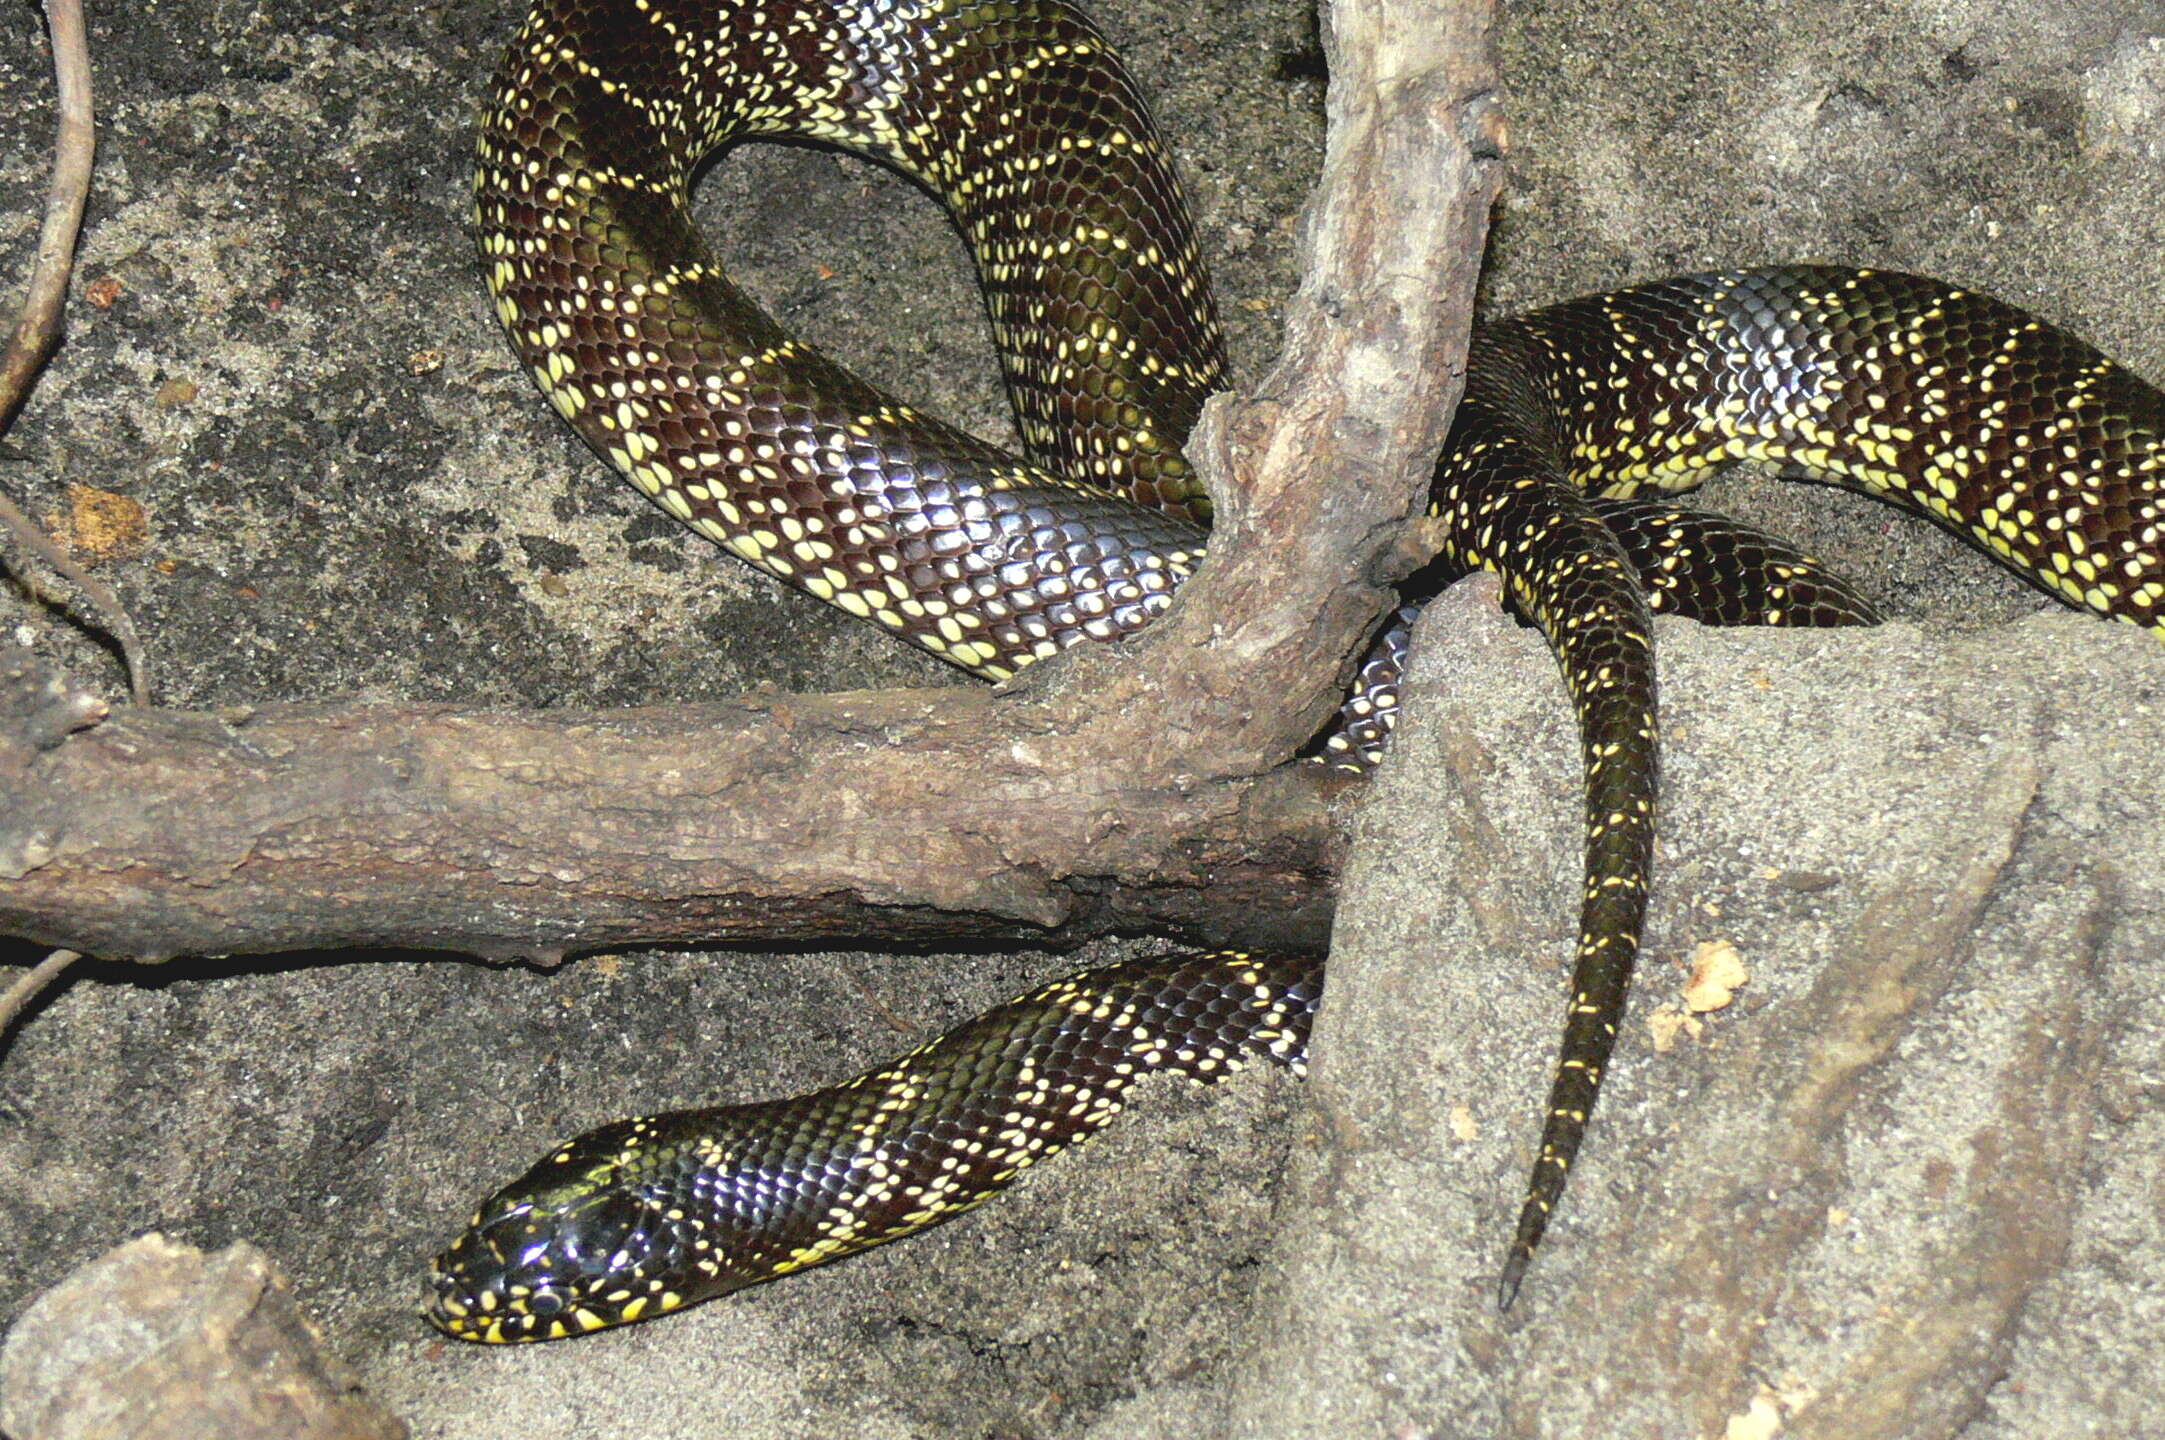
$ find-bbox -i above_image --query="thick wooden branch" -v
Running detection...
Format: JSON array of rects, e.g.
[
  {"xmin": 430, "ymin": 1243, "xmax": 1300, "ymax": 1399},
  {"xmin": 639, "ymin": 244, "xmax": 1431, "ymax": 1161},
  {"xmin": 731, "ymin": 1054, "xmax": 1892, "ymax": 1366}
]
[
  {"xmin": 0, "ymin": 676, "xmax": 1349, "ymax": 961},
  {"xmin": 0, "ymin": 0, "xmax": 1501, "ymax": 966}
]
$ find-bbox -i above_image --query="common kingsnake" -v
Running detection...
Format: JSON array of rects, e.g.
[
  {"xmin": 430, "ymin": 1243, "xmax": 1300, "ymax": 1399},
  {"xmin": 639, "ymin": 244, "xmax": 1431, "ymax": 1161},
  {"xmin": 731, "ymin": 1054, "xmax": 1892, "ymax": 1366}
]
[{"xmin": 426, "ymin": 0, "xmax": 2165, "ymax": 1343}]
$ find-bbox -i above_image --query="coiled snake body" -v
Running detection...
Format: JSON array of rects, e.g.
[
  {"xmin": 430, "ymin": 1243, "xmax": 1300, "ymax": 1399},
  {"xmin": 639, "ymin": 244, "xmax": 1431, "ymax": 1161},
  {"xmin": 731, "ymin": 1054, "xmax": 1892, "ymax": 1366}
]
[{"xmin": 428, "ymin": 0, "xmax": 2165, "ymax": 1342}]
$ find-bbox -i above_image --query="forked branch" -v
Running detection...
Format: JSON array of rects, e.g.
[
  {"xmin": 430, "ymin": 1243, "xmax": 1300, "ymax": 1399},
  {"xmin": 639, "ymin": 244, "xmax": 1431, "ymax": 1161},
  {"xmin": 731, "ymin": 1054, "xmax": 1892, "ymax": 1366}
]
[{"xmin": 0, "ymin": 0, "xmax": 1501, "ymax": 967}]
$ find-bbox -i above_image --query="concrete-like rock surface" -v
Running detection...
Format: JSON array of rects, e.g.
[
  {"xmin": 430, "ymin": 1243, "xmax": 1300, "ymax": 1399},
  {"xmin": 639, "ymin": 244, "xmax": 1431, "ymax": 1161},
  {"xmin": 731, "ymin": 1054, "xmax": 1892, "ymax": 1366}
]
[{"xmin": 1, "ymin": 0, "xmax": 2161, "ymax": 1435}]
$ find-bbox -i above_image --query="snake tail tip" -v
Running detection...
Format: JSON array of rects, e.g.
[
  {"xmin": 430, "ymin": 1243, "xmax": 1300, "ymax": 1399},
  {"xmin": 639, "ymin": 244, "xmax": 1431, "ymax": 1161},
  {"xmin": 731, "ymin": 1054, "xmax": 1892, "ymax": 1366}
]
[{"xmin": 1495, "ymin": 1252, "xmax": 1529, "ymax": 1312}]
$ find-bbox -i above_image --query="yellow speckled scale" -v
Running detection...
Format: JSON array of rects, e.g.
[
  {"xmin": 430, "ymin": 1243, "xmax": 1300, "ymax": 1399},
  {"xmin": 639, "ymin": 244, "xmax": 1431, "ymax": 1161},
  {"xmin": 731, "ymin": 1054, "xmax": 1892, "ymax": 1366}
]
[
  {"xmin": 1476, "ymin": 269, "xmax": 2164, "ymax": 632},
  {"xmin": 472, "ymin": 0, "xmax": 1222, "ymax": 686},
  {"xmin": 1424, "ymin": 264, "xmax": 2162, "ymax": 1292}
]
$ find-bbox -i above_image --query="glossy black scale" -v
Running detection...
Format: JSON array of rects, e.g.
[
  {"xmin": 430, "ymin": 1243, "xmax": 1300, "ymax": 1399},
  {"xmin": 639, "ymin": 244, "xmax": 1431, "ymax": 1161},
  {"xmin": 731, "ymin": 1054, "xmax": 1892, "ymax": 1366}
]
[{"xmin": 436, "ymin": 0, "xmax": 2165, "ymax": 1340}]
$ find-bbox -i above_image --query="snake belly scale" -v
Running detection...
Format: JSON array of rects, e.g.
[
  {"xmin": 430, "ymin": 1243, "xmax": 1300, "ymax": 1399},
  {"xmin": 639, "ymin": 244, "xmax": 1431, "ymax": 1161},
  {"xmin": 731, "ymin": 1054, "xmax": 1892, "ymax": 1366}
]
[{"xmin": 429, "ymin": 0, "xmax": 2165, "ymax": 1341}]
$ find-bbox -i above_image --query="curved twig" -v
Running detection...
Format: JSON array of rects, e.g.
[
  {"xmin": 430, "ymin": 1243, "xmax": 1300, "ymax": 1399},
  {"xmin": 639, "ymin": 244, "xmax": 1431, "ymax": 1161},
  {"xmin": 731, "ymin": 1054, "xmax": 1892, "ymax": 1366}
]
[
  {"xmin": 0, "ymin": 0, "xmax": 92, "ymax": 428},
  {"xmin": 0, "ymin": 0, "xmax": 149, "ymax": 706},
  {"xmin": 0, "ymin": 946, "xmax": 80, "ymax": 1047}
]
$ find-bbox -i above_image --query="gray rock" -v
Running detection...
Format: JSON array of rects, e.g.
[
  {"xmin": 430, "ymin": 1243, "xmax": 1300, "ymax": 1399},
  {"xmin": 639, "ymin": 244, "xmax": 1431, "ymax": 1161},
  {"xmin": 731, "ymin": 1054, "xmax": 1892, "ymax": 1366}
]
[{"xmin": 1, "ymin": 1233, "xmax": 405, "ymax": 1440}]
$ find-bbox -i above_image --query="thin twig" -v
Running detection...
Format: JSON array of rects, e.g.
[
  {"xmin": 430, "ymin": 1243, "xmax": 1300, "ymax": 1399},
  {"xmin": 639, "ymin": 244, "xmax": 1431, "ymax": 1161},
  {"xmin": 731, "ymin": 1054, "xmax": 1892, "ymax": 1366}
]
[
  {"xmin": 0, "ymin": 489, "xmax": 148, "ymax": 705},
  {"xmin": 0, "ymin": 0, "xmax": 94, "ymax": 429},
  {"xmin": 0, "ymin": 0, "xmax": 149, "ymax": 706},
  {"xmin": 0, "ymin": 947, "xmax": 81, "ymax": 1045}
]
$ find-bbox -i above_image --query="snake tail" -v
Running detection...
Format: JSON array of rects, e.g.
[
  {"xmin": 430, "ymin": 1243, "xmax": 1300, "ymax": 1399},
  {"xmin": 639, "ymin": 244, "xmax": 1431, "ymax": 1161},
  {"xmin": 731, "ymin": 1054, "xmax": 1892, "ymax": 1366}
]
[{"xmin": 426, "ymin": 951, "xmax": 1319, "ymax": 1342}]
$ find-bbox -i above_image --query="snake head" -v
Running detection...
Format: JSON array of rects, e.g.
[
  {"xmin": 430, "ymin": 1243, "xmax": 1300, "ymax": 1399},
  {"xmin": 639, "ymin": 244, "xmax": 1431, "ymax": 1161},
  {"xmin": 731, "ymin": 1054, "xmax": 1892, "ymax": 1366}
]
[{"xmin": 423, "ymin": 1114, "xmax": 744, "ymax": 1343}]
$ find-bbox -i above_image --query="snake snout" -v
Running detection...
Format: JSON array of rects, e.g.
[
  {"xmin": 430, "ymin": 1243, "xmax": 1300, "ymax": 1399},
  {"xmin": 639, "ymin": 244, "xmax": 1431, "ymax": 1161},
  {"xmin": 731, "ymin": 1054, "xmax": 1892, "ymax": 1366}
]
[
  {"xmin": 425, "ymin": 1173, "xmax": 693, "ymax": 1342},
  {"xmin": 424, "ymin": 1200, "xmax": 564, "ymax": 1343}
]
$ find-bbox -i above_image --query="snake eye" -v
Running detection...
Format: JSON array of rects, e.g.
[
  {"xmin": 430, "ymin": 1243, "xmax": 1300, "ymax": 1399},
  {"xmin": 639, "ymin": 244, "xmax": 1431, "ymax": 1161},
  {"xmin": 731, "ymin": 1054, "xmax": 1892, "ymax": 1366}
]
[{"xmin": 519, "ymin": 1287, "xmax": 566, "ymax": 1318}]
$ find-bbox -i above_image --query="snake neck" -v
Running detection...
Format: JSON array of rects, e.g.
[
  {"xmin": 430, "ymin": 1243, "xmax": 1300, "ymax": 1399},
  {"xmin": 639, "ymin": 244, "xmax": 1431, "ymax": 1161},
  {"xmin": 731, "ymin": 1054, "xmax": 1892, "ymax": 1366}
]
[{"xmin": 429, "ymin": 950, "xmax": 1319, "ymax": 1342}]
